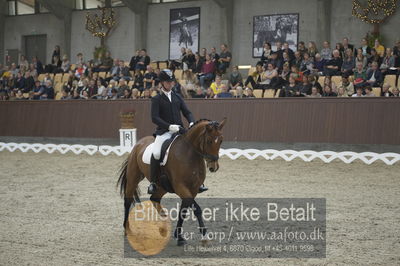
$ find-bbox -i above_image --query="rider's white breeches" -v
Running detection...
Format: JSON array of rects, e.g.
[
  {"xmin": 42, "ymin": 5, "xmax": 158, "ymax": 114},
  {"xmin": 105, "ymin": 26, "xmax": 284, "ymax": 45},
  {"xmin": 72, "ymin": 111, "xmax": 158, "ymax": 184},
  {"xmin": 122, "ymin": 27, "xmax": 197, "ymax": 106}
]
[{"xmin": 152, "ymin": 131, "xmax": 173, "ymax": 160}]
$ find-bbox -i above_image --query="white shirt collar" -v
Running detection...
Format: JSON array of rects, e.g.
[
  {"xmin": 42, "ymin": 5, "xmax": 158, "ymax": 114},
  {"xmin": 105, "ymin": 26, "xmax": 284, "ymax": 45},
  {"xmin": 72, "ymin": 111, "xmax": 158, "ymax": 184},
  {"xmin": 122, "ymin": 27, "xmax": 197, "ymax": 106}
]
[{"xmin": 162, "ymin": 89, "xmax": 172, "ymax": 102}]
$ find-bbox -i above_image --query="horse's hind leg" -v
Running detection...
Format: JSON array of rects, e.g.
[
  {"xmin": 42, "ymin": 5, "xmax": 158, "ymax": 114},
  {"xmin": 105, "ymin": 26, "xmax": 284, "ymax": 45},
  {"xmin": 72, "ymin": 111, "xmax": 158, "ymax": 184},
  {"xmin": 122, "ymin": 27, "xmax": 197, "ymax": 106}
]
[
  {"xmin": 123, "ymin": 154, "xmax": 144, "ymax": 230},
  {"xmin": 174, "ymin": 198, "xmax": 194, "ymax": 246}
]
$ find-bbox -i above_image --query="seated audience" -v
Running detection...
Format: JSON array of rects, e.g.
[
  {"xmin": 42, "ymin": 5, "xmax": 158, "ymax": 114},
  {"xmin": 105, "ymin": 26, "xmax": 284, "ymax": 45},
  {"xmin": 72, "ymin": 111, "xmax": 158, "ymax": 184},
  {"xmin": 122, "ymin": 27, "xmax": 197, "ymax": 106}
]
[{"xmin": 218, "ymin": 44, "xmax": 232, "ymax": 74}]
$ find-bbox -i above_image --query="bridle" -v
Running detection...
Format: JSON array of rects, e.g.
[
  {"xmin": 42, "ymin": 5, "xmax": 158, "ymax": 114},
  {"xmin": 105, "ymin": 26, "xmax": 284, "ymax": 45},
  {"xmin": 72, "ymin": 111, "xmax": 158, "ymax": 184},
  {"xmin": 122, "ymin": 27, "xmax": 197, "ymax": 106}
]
[{"xmin": 184, "ymin": 122, "xmax": 220, "ymax": 162}]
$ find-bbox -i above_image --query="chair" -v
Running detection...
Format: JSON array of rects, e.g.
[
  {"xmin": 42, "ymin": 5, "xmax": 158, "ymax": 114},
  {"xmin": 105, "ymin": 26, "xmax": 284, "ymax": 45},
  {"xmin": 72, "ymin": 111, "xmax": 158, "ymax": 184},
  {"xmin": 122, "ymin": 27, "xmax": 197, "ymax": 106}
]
[
  {"xmin": 99, "ymin": 72, "xmax": 106, "ymax": 79},
  {"xmin": 331, "ymin": 76, "xmax": 342, "ymax": 86},
  {"xmin": 174, "ymin": 69, "xmax": 183, "ymax": 80},
  {"xmin": 54, "ymin": 82, "xmax": 63, "ymax": 93},
  {"xmin": 318, "ymin": 76, "xmax": 325, "ymax": 86},
  {"xmin": 248, "ymin": 67, "xmax": 256, "ymax": 76},
  {"xmin": 275, "ymin": 89, "xmax": 281, "ymax": 98},
  {"xmin": 38, "ymin": 74, "xmax": 45, "ymax": 82},
  {"xmin": 158, "ymin": 62, "xmax": 168, "ymax": 70},
  {"xmin": 253, "ymin": 89, "xmax": 263, "ymax": 98},
  {"xmin": 62, "ymin": 73, "xmax": 70, "ymax": 83},
  {"xmin": 230, "ymin": 89, "xmax": 237, "ymax": 97},
  {"xmin": 23, "ymin": 93, "xmax": 30, "ymax": 99},
  {"xmin": 384, "ymin": 75, "xmax": 397, "ymax": 88},
  {"xmin": 150, "ymin": 62, "xmax": 158, "ymax": 69},
  {"xmin": 70, "ymin": 64, "xmax": 76, "ymax": 71},
  {"xmin": 264, "ymin": 89, "xmax": 275, "ymax": 98},
  {"xmin": 54, "ymin": 73, "xmax": 63, "ymax": 83},
  {"xmin": 151, "ymin": 91, "xmax": 158, "ymax": 97},
  {"xmin": 128, "ymin": 81, "xmax": 134, "ymax": 88},
  {"xmin": 55, "ymin": 92, "xmax": 63, "ymax": 100},
  {"xmin": 372, "ymin": 87, "xmax": 381, "ymax": 97},
  {"xmin": 178, "ymin": 79, "xmax": 187, "ymax": 86}
]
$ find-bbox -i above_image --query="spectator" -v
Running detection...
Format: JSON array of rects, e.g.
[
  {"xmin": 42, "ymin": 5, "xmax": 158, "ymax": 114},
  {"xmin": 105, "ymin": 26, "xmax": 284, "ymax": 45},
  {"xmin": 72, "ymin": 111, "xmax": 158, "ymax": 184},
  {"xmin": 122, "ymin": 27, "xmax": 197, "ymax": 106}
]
[
  {"xmin": 210, "ymin": 47, "xmax": 220, "ymax": 63},
  {"xmin": 308, "ymin": 74, "xmax": 323, "ymax": 94},
  {"xmin": 323, "ymin": 75, "xmax": 337, "ymax": 93},
  {"xmin": 307, "ymin": 41, "xmax": 318, "ymax": 58},
  {"xmin": 298, "ymin": 74, "xmax": 312, "ymax": 96},
  {"xmin": 32, "ymin": 56, "xmax": 43, "ymax": 75},
  {"xmin": 218, "ymin": 44, "xmax": 232, "ymax": 74},
  {"xmin": 28, "ymin": 63, "xmax": 37, "ymax": 77},
  {"xmin": 322, "ymin": 85, "xmax": 337, "ymax": 97},
  {"xmin": 10, "ymin": 63, "xmax": 19, "ymax": 77},
  {"xmin": 381, "ymin": 83, "xmax": 394, "ymax": 97},
  {"xmin": 320, "ymin": 41, "xmax": 333, "ymax": 61},
  {"xmin": 282, "ymin": 52, "xmax": 292, "ymax": 69},
  {"xmin": 117, "ymin": 60, "xmax": 131, "ymax": 81},
  {"xmin": 360, "ymin": 38, "xmax": 371, "ymax": 56},
  {"xmin": 121, "ymin": 88, "xmax": 131, "ymax": 99},
  {"xmin": 261, "ymin": 42, "xmax": 273, "ymax": 63},
  {"xmin": 284, "ymin": 75, "xmax": 299, "ymax": 97},
  {"xmin": 143, "ymin": 65, "xmax": 157, "ymax": 89},
  {"xmin": 51, "ymin": 45, "xmax": 61, "ymax": 64},
  {"xmin": 61, "ymin": 55, "xmax": 70, "ymax": 73},
  {"xmin": 374, "ymin": 39, "xmax": 385, "ymax": 57},
  {"xmin": 341, "ymin": 37, "xmax": 354, "ymax": 55},
  {"xmin": 352, "ymin": 87, "xmax": 364, "ymax": 97},
  {"xmin": 131, "ymin": 88, "xmax": 140, "ymax": 99},
  {"xmin": 41, "ymin": 80, "xmax": 55, "ymax": 100},
  {"xmin": 76, "ymin": 52, "xmax": 85, "ymax": 65},
  {"xmin": 308, "ymin": 86, "xmax": 322, "ymax": 98},
  {"xmin": 117, "ymin": 78, "xmax": 129, "ymax": 97},
  {"xmin": 192, "ymin": 86, "xmax": 205, "ymax": 98},
  {"xmin": 297, "ymin": 41, "xmax": 307, "ymax": 57},
  {"xmin": 72, "ymin": 89, "xmax": 82, "ymax": 99},
  {"xmin": 135, "ymin": 49, "xmax": 150, "ymax": 71},
  {"xmin": 337, "ymin": 87, "xmax": 348, "ymax": 97},
  {"xmin": 293, "ymin": 51, "xmax": 303, "ymax": 70},
  {"xmin": 217, "ymin": 84, "xmax": 232, "ymax": 98},
  {"xmin": 19, "ymin": 55, "xmax": 29, "ymax": 72},
  {"xmin": 192, "ymin": 53, "xmax": 204, "ymax": 74},
  {"xmin": 355, "ymin": 49, "xmax": 368, "ymax": 70},
  {"xmin": 99, "ymin": 51, "xmax": 113, "ymax": 71},
  {"xmin": 210, "ymin": 75, "xmax": 223, "ymax": 95},
  {"xmin": 275, "ymin": 41, "xmax": 283, "ymax": 60},
  {"xmin": 23, "ymin": 71, "xmax": 35, "ymax": 93},
  {"xmin": 74, "ymin": 63, "xmax": 86, "ymax": 79},
  {"xmin": 15, "ymin": 89, "xmax": 25, "ymax": 100},
  {"xmin": 392, "ymin": 87, "xmax": 399, "ymax": 97},
  {"xmin": 60, "ymin": 88, "xmax": 71, "ymax": 100},
  {"xmin": 200, "ymin": 48, "xmax": 207, "ymax": 59},
  {"xmin": 277, "ymin": 62, "xmax": 291, "ymax": 88},
  {"xmin": 341, "ymin": 48, "xmax": 355, "ymax": 75},
  {"xmin": 244, "ymin": 88, "xmax": 255, "ymax": 98},
  {"xmin": 380, "ymin": 48, "xmax": 396, "ymax": 76},
  {"xmin": 267, "ymin": 52, "xmax": 283, "ymax": 70},
  {"xmin": 259, "ymin": 63, "xmax": 278, "ymax": 95},
  {"xmin": 32, "ymin": 80, "xmax": 43, "ymax": 100},
  {"xmin": 182, "ymin": 48, "xmax": 195, "ymax": 71},
  {"xmin": 129, "ymin": 50, "xmax": 140, "ymax": 71},
  {"xmin": 324, "ymin": 49, "xmax": 343, "ymax": 76},
  {"xmin": 199, "ymin": 54, "xmax": 216, "ymax": 89},
  {"xmin": 367, "ymin": 48, "xmax": 382, "ymax": 68},
  {"xmin": 366, "ymin": 62, "xmax": 383, "ymax": 87},
  {"xmin": 335, "ymin": 42, "xmax": 345, "ymax": 58},
  {"xmin": 393, "ymin": 40, "xmax": 400, "ymax": 57},
  {"xmin": 364, "ymin": 86, "xmax": 375, "ymax": 97},
  {"xmin": 353, "ymin": 62, "xmax": 367, "ymax": 88},
  {"xmin": 313, "ymin": 53, "xmax": 326, "ymax": 74},
  {"xmin": 283, "ymin": 42, "xmax": 295, "ymax": 62},
  {"xmin": 228, "ymin": 66, "xmax": 243, "ymax": 91},
  {"xmin": 141, "ymin": 89, "xmax": 151, "ymax": 99},
  {"xmin": 300, "ymin": 52, "xmax": 314, "ymax": 74},
  {"xmin": 205, "ymin": 87, "xmax": 216, "ymax": 99},
  {"xmin": 338, "ymin": 75, "xmax": 354, "ymax": 96},
  {"xmin": 87, "ymin": 79, "xmax": 98, "ymax": 98},
  {"xmin": 133, "ymin": 70, "xmax": 144, "ymax": 92}
]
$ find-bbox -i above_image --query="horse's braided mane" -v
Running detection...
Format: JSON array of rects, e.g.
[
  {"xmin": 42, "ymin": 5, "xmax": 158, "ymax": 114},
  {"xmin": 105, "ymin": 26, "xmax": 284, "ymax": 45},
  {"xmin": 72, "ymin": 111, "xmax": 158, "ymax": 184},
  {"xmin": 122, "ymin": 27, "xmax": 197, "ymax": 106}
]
[{"xmin": 185, "ymin": 119, "xmax": 219, "ymax": 135}]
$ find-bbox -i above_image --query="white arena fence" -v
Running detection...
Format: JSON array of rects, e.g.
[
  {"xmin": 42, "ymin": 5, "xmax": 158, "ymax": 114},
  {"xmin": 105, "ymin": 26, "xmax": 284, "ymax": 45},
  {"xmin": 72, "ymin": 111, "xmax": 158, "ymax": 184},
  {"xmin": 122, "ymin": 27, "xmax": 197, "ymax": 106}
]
[{"xmin": 0, "ymin": 142, "xmax": 399, "ymax": 165}]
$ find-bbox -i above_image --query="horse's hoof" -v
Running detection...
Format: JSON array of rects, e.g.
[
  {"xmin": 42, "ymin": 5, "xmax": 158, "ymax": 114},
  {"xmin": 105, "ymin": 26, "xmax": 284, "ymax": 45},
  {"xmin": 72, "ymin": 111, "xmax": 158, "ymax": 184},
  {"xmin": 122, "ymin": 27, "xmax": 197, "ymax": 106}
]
[{"xmin": 177, "ymin": 239, "xmax": 187, "ymax": 246}]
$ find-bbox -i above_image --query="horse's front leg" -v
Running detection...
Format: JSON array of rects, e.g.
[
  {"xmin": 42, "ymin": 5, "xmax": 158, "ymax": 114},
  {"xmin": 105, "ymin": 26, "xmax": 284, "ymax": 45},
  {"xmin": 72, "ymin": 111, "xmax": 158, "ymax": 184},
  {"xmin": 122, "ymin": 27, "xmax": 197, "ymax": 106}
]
[
  {"xmin": 192, "ymin": 200, "xmax": 209, "ymax": 246},
  {"xmin": 174, "ymin": 198, "xmax": 193, "ymax": 246}
]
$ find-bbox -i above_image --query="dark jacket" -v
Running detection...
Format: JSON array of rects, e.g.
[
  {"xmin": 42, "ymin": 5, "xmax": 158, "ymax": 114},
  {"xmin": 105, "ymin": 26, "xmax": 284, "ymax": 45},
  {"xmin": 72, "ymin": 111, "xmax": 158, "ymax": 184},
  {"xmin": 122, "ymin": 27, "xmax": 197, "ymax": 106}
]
[
  {"xmin": 366, "ymin": 69, "xmax": 383, "ymax": 86},
  {"xmin": 151, "ymin": 91, "xmax": 194, "ymax": 135}
]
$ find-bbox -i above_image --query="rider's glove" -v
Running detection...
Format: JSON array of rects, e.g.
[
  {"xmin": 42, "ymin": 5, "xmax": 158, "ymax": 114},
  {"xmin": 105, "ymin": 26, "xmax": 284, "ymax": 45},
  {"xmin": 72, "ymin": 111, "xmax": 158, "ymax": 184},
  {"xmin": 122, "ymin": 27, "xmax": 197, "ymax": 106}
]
[
  {"xmin": 169, "ymin": 124, "xmax": 180, "ymax": 133},
  {"xmin": 189, "ymin": 122, "xmax": 194, "ymax": 128}
]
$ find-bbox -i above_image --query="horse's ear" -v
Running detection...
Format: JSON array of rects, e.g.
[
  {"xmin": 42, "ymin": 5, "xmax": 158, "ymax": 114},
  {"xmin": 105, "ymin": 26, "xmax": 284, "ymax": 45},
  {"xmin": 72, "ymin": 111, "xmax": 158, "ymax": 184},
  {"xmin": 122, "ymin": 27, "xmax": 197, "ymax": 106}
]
[{"xmin": 218, "ymin": 117, "xmax": 227, "ymax": 130}]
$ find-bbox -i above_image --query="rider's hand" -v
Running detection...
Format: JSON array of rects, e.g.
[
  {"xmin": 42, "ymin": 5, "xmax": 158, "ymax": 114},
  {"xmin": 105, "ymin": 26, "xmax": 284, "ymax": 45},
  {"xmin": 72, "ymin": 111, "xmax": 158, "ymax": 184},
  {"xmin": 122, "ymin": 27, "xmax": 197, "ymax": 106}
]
[
  {"xmin": 189, "ymin": 122, "xmax": 194, "ymax": 128},
  {"xmin": 169, "ymin": 124, "xmax": 180, "ymax": 133}
]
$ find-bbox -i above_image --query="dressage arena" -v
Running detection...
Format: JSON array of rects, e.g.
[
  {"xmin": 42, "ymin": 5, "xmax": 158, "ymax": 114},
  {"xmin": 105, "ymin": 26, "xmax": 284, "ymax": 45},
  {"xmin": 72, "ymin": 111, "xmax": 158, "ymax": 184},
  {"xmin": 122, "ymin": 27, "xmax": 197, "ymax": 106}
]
[{"xmin": 1, "ymin": 149, "xmax": 399, "ymax": 265}]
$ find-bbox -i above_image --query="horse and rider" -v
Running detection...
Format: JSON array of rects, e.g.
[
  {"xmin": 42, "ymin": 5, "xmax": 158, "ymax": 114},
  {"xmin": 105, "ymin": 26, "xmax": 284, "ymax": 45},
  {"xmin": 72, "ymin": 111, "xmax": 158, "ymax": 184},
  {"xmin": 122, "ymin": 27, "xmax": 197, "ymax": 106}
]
[{"xmin": 118, "ymin": 69, "xmax": 227, "ymax": 245}]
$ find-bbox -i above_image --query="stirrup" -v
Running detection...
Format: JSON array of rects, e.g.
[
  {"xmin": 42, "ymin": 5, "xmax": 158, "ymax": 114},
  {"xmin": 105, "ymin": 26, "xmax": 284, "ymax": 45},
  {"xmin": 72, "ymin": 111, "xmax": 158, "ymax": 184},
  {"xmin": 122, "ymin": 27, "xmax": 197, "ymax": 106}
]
[
  {"xmin": 148, "ymin": 183, "xmax": 157, "ymax": 194},
  {"xmin": 198, "ymin": 184, "xmax": 208, "ymax": 193}
]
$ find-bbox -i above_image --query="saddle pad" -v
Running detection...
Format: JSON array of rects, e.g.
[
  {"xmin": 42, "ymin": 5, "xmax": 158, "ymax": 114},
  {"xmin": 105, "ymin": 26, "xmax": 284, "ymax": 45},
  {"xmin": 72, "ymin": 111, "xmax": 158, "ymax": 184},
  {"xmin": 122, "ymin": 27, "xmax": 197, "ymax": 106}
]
[{"xmin": 142, "ymin": 136, "xmax": 178, "ymax": 166}]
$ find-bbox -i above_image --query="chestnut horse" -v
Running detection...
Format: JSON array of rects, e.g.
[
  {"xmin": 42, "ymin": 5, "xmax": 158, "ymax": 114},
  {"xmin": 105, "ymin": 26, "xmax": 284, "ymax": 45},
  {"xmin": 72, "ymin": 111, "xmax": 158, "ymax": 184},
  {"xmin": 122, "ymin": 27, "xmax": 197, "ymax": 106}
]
[{"xmin": 117, "ymin": 118, "xmax": 227, "ymax": 245}]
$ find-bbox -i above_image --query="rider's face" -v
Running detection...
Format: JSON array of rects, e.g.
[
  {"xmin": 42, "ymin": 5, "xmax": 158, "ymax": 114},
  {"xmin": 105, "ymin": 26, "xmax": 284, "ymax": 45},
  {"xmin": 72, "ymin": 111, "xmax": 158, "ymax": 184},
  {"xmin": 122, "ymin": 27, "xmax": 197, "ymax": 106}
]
[{"xmin": 162, "ymin": 81, "xmax": 173, "ymax": 91}]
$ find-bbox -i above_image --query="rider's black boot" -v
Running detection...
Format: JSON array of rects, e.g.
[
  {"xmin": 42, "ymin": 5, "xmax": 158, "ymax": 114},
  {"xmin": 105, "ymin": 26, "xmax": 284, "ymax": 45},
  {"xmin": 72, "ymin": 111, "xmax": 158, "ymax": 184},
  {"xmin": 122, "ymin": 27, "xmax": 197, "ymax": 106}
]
[
  {"xmin": 198, "ymin": 184, "xmax": 208, "ymax": 193},
  {"xmin": 148, "ymin": 155, "xmax": 160, "ymax": 194}
]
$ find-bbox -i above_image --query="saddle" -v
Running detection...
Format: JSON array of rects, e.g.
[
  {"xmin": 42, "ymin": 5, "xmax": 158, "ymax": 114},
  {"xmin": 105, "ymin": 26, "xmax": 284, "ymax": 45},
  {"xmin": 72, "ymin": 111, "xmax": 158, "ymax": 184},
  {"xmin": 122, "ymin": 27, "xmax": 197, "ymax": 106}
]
[{"xmin": 142, "ymin": 133, "xmax": 179, "ymax": 166}]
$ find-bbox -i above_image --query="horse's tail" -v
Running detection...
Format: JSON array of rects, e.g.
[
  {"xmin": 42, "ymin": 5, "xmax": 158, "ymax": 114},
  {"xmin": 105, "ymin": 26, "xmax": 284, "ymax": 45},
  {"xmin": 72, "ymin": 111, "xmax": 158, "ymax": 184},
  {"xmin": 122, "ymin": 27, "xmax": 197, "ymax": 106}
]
[
  {"xmin": 117, "ymin": 153, "xmax": 141, "ymax": 200},
  {"xmin": 117, "ymin": 157, "xmax": 129, "ymax": 198}
]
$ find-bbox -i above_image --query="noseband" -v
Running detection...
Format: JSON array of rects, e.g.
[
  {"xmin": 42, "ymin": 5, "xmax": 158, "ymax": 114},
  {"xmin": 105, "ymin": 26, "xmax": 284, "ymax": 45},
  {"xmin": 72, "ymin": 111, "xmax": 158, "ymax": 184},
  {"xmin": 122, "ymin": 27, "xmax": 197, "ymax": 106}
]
[{"xmin": 185, "ymin": 121, "xmax": 220, "ymax": 162}]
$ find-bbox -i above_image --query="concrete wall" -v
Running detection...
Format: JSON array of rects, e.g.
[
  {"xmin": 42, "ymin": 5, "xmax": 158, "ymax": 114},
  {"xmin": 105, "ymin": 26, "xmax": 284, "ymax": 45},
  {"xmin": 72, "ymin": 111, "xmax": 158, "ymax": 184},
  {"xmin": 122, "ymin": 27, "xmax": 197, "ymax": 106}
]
[
  {"xmin": 2, "ymin": 0, "xmax": 400, "ymax": 65},
  {"xmin": 4, "ymin": 13, "xmax": 65, "ymax": 64},
  {"xmin": 70, "ymin": 7, "xmax": 136, "ymax": 62},
  {"xmin": 330, "ymin": 0, "xmax": 400, "ymax": 49},
  {"xmin": 147, "ymin": 0, "xmax": 223, "ymax": 61}
]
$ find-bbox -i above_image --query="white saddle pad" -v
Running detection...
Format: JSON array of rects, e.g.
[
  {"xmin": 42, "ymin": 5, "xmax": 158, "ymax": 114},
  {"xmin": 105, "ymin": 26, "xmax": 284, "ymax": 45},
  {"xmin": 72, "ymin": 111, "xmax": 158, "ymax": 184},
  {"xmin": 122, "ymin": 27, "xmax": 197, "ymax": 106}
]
[{"xmin": 142, "ymin": 136, "xmax": 178, "ymax": 166}]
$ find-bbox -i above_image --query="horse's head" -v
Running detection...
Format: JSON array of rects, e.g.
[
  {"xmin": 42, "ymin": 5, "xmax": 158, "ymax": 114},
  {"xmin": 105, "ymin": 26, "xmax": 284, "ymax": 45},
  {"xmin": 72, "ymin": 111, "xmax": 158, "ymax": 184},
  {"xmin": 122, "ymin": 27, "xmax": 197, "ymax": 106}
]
[{"xmin": 199, "ymin": 118, "xmax": 227, "ymax": 172}]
